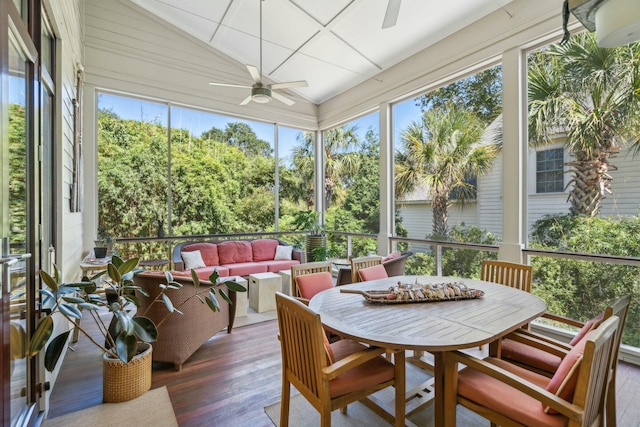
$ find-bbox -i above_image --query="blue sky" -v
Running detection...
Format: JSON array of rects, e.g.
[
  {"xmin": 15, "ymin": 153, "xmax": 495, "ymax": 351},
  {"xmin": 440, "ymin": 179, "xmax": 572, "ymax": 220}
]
[{"xmin": 97, "ymin": 93, "xmax": 423, "ymax": 164}]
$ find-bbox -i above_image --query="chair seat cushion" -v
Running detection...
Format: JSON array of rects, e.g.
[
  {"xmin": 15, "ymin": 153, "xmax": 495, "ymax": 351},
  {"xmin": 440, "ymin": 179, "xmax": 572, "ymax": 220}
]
[
  {"xmin": 358, "ymin": 264, "xmax": 388, "ymax": 281},
  {"xmin": 501, "ymin": 337, "xmax": 562, "ymax": 374},
  {"xmin": 458, "ymin": 357, "xmax": 567, "ymax": 427},
  {"xmin": 569, "ymin": 312, "xmax": 603, "ymax": 346},
  {"xmin": 329, "ymin": 340, "xmax": 395, "ymax": 398}
]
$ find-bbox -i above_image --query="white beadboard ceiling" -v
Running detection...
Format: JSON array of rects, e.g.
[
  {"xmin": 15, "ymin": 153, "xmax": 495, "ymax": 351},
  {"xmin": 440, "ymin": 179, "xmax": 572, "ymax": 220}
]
[{"xmin": 129, "ymin": 0, "xmax": 514, "ymax": 105}]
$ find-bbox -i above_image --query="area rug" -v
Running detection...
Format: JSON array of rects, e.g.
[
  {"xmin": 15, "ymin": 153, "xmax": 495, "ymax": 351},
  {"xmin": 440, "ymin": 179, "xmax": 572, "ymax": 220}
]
[
  {"xmin": 264, "ymin": 393, "xmax": 487, "ymax": 426},
  {"xmin": 44, "ymin": 386, "xmax": 177, "ymax": 427}
]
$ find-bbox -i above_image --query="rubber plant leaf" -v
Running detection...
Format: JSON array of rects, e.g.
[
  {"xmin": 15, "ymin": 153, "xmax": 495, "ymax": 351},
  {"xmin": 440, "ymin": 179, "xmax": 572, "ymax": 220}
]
[
  {"xmin": 44, "ymin": 331, "xmax": 71, "ymax": 372},
  {"xmin": 217, "ymin": 289, "xmax": 232, "ymax": 305},
  {"xmin": 115, "ymin": 333, "xmax": 138, "ymax": 363},
  {"xmin": 28, "ymin": 315, "xmax": 54, "ymax": 356},
  {"xmin": 132, "ymin": 316, "xmax": 158, "ymax": 342}
]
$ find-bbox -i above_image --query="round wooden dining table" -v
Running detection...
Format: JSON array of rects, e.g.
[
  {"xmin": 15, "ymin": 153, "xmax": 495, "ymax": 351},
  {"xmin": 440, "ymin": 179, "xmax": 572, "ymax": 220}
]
[{"xmin": 309, "ymin": 275, "xmax": 546, "ymax": 426}]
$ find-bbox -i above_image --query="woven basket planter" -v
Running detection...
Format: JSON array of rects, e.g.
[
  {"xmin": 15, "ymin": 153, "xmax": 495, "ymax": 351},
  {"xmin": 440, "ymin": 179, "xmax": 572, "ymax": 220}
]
[{"xmin": 102, "ymin": 343, "xmax": 152, "ymax": 403}]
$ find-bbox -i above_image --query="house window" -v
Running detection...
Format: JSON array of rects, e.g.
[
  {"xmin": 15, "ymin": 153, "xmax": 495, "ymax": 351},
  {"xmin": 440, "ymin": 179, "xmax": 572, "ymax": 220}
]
[{"xmin": 536, "ymin": 148, "xmax": 564, "ymax": 193}]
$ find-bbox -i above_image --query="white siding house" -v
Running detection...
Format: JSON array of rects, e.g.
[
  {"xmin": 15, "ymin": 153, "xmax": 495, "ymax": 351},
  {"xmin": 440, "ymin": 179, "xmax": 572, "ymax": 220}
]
[{"xmin": 398, "ymin": 143, "xmax": 640, "ymax": 241}]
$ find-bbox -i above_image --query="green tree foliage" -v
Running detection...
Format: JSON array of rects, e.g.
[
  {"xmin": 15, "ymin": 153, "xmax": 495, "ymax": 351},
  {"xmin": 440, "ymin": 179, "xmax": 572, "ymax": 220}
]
[
  {"xmin": 416, "ymin": 65, "xmax": 503, "ymax": 126},
  {"xmin": 396, "ymin": 104, "xmax": 499, "ymax": 237},
  {"xmin": 404, "ymin": 224, "xmax": 498, "ymax": 277},
  {"xmin": 530, "ymin": 214, "xmax": 640, "ymax": 346},
  {"xmin": 528, "ymin": 34, "xmax": 640, "ymax": 216},
  {"xmin": 8, "ymin": 104, "xmax": 27, "ymax": 247},
  {"xmin": 203, "ymin": 122, "xmax": 273, "ymax": 158}
]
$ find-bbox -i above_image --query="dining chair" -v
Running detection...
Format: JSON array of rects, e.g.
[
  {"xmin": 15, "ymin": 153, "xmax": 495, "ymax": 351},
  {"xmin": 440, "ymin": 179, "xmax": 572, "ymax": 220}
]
[
  {"xmin": 291, "ymin": 261, "xmax": 332, "ymax": 297},
  {"xmin": 350, "ymin": 255, "xmax": 383, "ymax": 283},
  {"xmin": 275, "ymin": 292, "xmax": 406, "ymax": 427},
  {"xmin": 480, "ymin": 260, "xmax": 533, "ymax": 292},
  {"xmin": 479, "ymin": 260, "xmax": 533, "ymax": 350},
  {"xmin": 497, "ymin": 294, "xmax": 631, "ymax": 427},
  {"xmin": 443, "ymin": 315, "xmax": 619, "ymax": 427}
]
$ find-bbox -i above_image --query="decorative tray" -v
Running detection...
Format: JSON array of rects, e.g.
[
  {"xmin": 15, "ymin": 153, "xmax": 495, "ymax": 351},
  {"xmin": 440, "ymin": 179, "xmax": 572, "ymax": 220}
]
[{"xmin": 340, "ymin": 281, "xmax": 484, "ymax": 305}]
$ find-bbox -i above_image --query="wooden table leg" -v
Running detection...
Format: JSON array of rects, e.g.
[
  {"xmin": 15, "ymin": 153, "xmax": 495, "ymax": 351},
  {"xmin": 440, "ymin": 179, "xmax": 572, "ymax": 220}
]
[{"xmin": 433, "ymin": 352, "xmax": 444, "ymax": 427}]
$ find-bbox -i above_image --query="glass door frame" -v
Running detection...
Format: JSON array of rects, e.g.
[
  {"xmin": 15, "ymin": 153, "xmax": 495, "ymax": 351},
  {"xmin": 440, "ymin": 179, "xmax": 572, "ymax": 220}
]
[{"xmin": 1, "ymin": 1, "xmax": 41, "ymax": 426}]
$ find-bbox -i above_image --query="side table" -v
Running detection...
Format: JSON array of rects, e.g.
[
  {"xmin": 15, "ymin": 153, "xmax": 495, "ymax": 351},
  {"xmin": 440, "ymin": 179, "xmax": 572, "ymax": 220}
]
[{"xmin": 248, "ymin": 272, "xmax": 281, "ymax": 313}]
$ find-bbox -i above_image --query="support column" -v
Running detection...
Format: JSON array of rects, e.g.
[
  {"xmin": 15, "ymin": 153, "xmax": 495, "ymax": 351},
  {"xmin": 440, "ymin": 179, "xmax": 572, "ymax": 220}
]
[
  {"xmin": 499, "ymin": 47, "xmax": 527, "ymax": 263},
  {"xmin": 378, "ymin": 102, "xmax": 393, "ymax": 255}
]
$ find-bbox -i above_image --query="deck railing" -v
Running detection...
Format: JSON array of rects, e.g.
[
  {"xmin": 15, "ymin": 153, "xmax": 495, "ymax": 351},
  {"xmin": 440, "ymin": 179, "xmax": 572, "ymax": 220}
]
[{"xmin": 111, "ymin": 231, "xmax": 639, "ymax": 364}]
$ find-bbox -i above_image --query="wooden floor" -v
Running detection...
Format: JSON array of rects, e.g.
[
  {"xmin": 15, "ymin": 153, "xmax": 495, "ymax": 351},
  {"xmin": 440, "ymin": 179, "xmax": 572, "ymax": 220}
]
[{"xmin": 48, "ymin": 318, "xmax": 640, "ymax": 427}]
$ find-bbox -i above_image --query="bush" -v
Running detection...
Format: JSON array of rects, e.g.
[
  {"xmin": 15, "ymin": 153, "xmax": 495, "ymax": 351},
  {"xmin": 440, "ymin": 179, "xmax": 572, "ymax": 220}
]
[{"xmin": 530, "ymin": 214, "xmax": 640, "ymax": 347}]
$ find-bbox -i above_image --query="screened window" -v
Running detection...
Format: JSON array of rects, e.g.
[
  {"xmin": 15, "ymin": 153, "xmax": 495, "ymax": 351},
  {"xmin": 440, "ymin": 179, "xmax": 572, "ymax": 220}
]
[{"xmin": 536, "ymin": 148, "xmax": 564, "ymax": 193}]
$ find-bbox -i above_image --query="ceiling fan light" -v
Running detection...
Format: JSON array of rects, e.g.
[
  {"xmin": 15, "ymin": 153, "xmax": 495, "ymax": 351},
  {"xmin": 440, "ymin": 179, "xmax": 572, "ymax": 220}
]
[
  {"xmin": 251, "ymin": 87, "xmax": 272, "ymax": 103},
  {"xmin": 595, "ymin": 0, "xmax": 640, "ymax": 47}
]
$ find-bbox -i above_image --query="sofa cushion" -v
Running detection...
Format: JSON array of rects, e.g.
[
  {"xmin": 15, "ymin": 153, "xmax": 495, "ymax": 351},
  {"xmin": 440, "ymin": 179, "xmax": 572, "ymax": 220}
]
[
  {"xmin": 182, "ymin": 243, "xmax": 219, "ymax": 266},
  {"xmin": 223, "ymin": 262, "xmax": 268, "ymax": 276},
  {"xmin": 182, "ymin": 266, "xmax": 230, "ymax": 281},
  {"xmin": 264, "ymin": 260, "xmax": 300, "ymax": 272},
  {"xmin": 181, "ymin": 250, "xmax": 206, "ymax": 269},
  {"xmin": 251, "ymin": 239, "xmax": 279, "ymax": 262},
  {"xmin": 218, "ymin": 241, "xmax": 253, "ymax": 264}
]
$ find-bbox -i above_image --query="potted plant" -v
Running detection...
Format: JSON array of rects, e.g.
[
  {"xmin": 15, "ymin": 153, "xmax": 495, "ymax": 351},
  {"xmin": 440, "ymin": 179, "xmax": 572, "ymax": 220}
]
[
  {"xmin": 29, "ymin": 256, "xmax": 246, "ymax": 402},
  {"xmin": 93, "ymin": 227, "xmax": 115, "ymax": 258},
  {"xmin": 293, "ymin": 210, "xmax": 327, "ymax": 262}
]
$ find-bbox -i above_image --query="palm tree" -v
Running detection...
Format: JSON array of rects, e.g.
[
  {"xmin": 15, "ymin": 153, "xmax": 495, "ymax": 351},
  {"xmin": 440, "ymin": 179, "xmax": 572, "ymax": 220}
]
[
  {"xmin": 292, "ymin": 125, "xmax": 361, "ymax": 209},
  {"xmin": 396, "ymin": 104, "xmax": 499, "ymax": 237},
  {"xmin": 528, "ymin": 33, "xmax": 640, "ymax": 216}
]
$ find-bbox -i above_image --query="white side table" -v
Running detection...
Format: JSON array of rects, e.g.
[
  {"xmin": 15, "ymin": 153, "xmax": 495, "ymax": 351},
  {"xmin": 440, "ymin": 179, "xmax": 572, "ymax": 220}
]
[
  {"xmin": 277, "ymin": 269, "xmax": 292, "ymax": 296},
  {"xmin": 219, "ymin": 276, "xmax": 248, "ymax": 318},
  {"xmin": 248, "ymin": 272, "xmax": 281, "ymax": 313}
]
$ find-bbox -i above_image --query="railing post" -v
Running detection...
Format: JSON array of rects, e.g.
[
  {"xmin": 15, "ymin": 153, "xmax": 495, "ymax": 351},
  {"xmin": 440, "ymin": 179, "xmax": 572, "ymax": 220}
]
[
  {"xmin": 435, "ymin": 244, "xmax": 442, "ymax": 276},
  {"xmin": 346, "ymin": 236, "xmax": 352, "ymax": 258}
]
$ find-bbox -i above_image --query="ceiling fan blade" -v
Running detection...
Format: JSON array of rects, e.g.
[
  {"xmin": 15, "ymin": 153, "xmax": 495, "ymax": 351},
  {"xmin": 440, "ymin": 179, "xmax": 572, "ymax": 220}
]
[
  {"xmin": 270, "ymin": 80, "xmax": 308, "ymax": 90},
  {"xmin": 209, "ymin": 82, "xmax": 252, "ymax": 89},
  {"xmin": 239, "ymin": 95, "xmax": 253, "ymax": 105},
  {"xmin": 382, "ymin": 0, "xmax": 401, "ymax": 29},
  {"xmin": 246, "ymin": 65, "xmax": 262, "ymax": 84},
  {"xmin": 271, "ymin": 91, "xmax": 295, "ymax": 106}
]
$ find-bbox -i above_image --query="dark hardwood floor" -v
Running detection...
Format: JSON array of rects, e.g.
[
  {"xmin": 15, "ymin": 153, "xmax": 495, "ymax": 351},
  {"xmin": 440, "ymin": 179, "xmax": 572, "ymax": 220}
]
[{"xmin": 48, "ymin": 318, "xmax": 640, "ymax": 426}]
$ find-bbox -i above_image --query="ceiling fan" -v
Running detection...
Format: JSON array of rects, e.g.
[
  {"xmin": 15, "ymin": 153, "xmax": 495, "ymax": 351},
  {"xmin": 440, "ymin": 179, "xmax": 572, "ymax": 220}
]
[
  {"xmin": 209, "ymin": 0, "xmax": 308, "ymax": 106},
  {"xmin": 382, "ymin": 0, "xmax": 401, "ymax": 29}
]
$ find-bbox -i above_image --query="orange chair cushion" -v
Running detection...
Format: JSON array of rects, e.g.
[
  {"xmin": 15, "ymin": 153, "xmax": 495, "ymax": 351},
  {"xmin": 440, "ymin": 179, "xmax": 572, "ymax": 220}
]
[
  {"xmin": 295, "ymin": 272, "xmax": 334, "ymax": 300},
  {"xmin": 358, "ymin": 264, "xmax": 388, "ymax": 281},
  {"xmin": 322, "ymin": 330, "xmax": 335, "ymax": 364},
  {"xmin": 458, "ymin": 357, "xmax": 567, "ymax": 427},
  {"xmin": 569, "ymin": 312, "xmax": 603, "ymax": 346},
  {"xmin": 543, "ymin": 329, "xmax": 591, "ymax": 413},
  {"xmin": 501, "ymin": 337, "xmax": 562, "ymax": 374},
  {"xmin": 328, "ymin": 340, "xmax": 395, "ymax": 398}
]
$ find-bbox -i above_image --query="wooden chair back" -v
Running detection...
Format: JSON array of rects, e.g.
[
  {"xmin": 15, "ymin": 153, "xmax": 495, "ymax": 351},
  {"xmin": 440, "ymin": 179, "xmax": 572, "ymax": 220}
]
[
  {"xmin": 481, "ymin": 260, "xmax": 532, "ymax": 292},
  {"xmin": 291, "ymin": 262, "xmax": 332, "ymax": 297},
  {"xmin": 350, "ymin": 255, "xmax": 383, "ymax": 283},
  {"xmin": 275, "ymin": 292, "xmax": 406, "ymax": 426},
  {"xmin": 603, "ymin": 294, "xmax": 631, "ymax": 427}
]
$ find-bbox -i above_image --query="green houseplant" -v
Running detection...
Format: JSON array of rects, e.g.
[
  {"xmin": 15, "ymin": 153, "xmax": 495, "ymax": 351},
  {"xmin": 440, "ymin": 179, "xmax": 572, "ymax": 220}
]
[
  {"xmin": 29, "ymin": 256, "xmax": 246, "ymax": 400},
  {"xmin": 293, "ymin": 210, "xmax": 328, "ymax": 261}
]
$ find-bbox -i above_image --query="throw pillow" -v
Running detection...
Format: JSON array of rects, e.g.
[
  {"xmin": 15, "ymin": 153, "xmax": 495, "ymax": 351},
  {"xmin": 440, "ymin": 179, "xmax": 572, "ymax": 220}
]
[
  {"xmin": 383, "ymin": 252, "xmax": 401, "ymax": 262},
  {"xmin": 543, "ymin": 329, "xmax": 591, "ymax": 414},
  {"xmin": 274, "ymin": 245, "xmax": 293, "ymax": 260},
  {"xmin": 181, "ymin": 250, "xmax": 206, "ymax": 270},
  {"xmin": 569, "ymin": 312, "xmax": 604, "ymax": 346}
]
